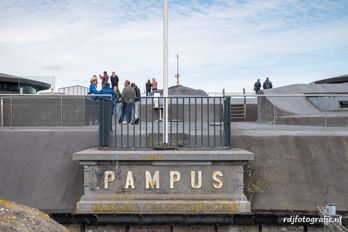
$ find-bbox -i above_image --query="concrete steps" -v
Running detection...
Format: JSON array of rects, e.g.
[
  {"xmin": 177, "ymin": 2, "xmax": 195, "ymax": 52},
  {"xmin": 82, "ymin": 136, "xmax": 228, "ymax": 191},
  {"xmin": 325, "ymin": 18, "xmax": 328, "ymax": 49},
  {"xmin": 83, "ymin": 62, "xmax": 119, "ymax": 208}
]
[{"xmin": 230, "ymin": 104, "xmax": 246, "ymax": 119}]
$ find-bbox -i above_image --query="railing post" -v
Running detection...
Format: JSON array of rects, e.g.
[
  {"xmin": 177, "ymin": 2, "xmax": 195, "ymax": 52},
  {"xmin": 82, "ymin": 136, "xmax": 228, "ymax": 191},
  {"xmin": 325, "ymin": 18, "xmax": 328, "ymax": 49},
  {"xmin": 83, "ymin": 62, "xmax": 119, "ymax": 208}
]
[
  {"xmin": 99, "ymin": 96, "xmax": 112, "ymax": 147},
  {"xmin": 0, "ymin": 97, "xmax": 3, "ymax": 127},
  {"xmin": 324, "ymin": 95, "xmax": 328, "ymax": 127},
  {"xmin": 11, "ymin": 95, "xmax": 13, "ymax": 127},
  {"xmin": 223, "ymin": 96, "xmax": 231, "ymax": 146},
  {"xmin": 60, "ymin": 96, "xmax": 63, "ymax": 127}
]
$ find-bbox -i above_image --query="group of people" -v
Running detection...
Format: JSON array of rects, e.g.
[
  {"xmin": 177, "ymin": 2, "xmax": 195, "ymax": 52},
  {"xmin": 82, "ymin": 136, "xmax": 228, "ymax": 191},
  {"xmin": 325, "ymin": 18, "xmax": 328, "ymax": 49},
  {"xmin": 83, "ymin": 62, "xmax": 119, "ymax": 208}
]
[
  {"xmin": 254, "ymin": 77, "xmax": 273, "ymax": 93},
  {"xmin": 89, "ymin": 71, "xmax": 151, "ymax": 124},
  {"xmin": 146, "ymin": 78, "xmax": 158, "ymax": 96},
  {"xmin": 89, "ymin": 71, "xmax": 273, "ymax": 122}
]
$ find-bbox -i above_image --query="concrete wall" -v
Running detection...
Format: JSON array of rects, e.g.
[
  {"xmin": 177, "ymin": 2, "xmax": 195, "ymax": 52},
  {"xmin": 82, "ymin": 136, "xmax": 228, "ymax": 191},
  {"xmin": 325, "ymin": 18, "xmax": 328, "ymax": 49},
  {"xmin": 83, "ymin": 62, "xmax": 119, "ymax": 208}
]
[
  {"xmin": 0, "ymin": 128, "xmax": 347, "ymax": 214},
  {"xmin": 1, "ymin": 96, "xmax": 99, "ymax": 126},
  {"xmin": 234, "ymin": 134, "xmax": 348, "ymax": 213},
  {"xmin": 0, "ymin": 128, "xmax": 98, "ymax": 212},
  {"xmin": 257, "ymin": 96, "xmax": 348, "ymax": 126},
  {"xmin": 307, "ymin": 96, "xmax": 348, "ymax": 111}
]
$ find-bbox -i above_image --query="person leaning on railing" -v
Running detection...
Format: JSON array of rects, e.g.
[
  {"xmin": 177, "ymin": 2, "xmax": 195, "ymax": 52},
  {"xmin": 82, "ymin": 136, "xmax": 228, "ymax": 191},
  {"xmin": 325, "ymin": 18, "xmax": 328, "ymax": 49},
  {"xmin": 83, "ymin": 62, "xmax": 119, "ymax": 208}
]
[
  {"xmin": 121, "ymin": 80, "xmax": 136, "ymax": 124},
  {"xmin": 100, "ymin": 83, "xmax": 116, "ymax": 113},
  {"xmin": 89, "ymin": 75, "xmax": 101, "ymax": 94}
]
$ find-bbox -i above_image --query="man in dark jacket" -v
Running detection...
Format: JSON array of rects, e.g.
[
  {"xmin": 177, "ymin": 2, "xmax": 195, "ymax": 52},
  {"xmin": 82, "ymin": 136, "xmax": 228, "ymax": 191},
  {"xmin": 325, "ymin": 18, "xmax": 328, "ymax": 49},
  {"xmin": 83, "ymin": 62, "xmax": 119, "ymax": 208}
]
[
  {"xmin": 145, "ymin": 79, "xmax": 151, "ymax": 96},
  {"xmin": 263, "ymin": 77, "xmax": 273, "ymax": 90},
  {"xmin": 131, "ymin": 83, "xmax": 141, "ymax": 124},
  {"xmin": 254, "ymin": 79, "xmax": 261, "ymax": 93},
  {"xmin": 121, "ymin": 80, "xmax": 136, "ymax": 124},
  {"xmin": 110, "ymin": 71, "xmax": 119, "ymax": 91}
]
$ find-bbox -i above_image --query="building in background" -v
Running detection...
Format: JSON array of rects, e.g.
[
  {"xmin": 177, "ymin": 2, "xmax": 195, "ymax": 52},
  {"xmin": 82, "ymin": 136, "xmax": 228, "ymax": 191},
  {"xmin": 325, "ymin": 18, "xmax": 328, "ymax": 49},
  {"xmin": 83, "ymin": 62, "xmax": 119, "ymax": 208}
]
[
  {"xmin": 58, "ymin": 85, "xmax": 89, "ymax": 95},
  {"xmin": 0, "ymin": 73, "xmax": 51, "ymax": 94},
  {"xmin": 313, "ymin": 74, "xmax": 348, "ymax": 84}
]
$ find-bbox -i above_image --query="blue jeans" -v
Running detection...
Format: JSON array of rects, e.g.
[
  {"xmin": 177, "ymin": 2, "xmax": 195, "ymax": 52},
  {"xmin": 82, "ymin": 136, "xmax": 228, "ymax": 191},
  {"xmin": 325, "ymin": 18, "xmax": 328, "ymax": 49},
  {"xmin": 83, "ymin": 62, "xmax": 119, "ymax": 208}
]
[
  {"xmin": 115, "ymin": 102, "xmax": 122, "ymax": 123},
  {"xmin": 124, "ymin": 102, "xmax": 134, "ymax": 123}
]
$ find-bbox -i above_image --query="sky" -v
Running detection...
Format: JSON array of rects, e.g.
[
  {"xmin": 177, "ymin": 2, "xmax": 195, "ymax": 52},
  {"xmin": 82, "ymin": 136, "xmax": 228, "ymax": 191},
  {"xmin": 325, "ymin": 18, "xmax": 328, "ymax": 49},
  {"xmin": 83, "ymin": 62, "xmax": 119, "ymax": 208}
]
[{"xmin": 1, "ymin": 0, "xmax": 348, "ymax": 93}]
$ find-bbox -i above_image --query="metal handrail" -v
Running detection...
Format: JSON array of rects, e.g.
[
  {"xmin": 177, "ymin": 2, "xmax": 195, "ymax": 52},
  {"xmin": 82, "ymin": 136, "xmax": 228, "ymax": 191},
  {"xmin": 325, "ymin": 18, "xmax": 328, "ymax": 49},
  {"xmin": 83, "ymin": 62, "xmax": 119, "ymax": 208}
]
[
  {"xmin": 107, "ymin": 96, "xmax": 231, "ymax": 149},
  {"xmin": 2, "ymin": 93, "xmax": 348, "ymax": 97},
  {"xmin": 0, "ymin": 97, "xmax": 3, "ymax": 127}
]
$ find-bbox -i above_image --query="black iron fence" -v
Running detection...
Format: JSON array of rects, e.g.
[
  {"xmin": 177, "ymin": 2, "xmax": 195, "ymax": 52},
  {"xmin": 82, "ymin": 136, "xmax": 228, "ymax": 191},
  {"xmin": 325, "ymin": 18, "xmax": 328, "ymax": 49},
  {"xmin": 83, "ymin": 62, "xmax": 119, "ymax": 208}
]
[{"xmin": 99, "ymin": 96, "xmax": 231, "ymax": 148}]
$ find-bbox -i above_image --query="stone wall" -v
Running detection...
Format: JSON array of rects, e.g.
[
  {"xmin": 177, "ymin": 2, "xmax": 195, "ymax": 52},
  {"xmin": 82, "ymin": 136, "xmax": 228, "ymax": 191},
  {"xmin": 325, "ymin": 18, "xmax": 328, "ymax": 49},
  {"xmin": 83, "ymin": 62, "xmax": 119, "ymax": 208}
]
[
  {"xmin": 0, "ymin": 128, "xmax": 347, "ymax": 213},
  {"xmin": 64, "ymin": 224, "xmax": 324, "ymax": 232}
]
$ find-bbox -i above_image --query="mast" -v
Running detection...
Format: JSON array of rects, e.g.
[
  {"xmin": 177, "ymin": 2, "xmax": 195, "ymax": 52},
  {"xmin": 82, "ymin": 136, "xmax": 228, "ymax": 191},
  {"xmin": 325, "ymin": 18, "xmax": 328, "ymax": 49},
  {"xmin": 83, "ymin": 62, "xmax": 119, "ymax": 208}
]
[
  {"xmin": 175, "ymin": 54, "xmax": 180, "ymax": 86},
  {"xmin": 163, "ymin": 0, "xmax": 169, "ymax": 145}
]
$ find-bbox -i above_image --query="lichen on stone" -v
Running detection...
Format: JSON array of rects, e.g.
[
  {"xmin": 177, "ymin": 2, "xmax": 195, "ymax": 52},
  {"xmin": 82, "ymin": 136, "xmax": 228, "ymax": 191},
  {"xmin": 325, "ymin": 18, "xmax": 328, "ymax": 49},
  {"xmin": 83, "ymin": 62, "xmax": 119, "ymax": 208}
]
[{"xmin": 0, "ymin": 199, "xmax": 69, "ymax": 232}]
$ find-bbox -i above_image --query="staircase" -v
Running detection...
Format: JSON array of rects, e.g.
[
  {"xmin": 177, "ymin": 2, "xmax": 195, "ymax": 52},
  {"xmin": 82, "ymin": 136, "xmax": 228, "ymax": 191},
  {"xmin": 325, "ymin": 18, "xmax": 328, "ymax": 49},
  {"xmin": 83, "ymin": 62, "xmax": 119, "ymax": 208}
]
[
  {"xmin": 317, "ymin": 206, "xmax": 347, "ymax": 232},
  {"xmin": 230, "ymin": 104, "xmax": 246, "ymax": 120}
]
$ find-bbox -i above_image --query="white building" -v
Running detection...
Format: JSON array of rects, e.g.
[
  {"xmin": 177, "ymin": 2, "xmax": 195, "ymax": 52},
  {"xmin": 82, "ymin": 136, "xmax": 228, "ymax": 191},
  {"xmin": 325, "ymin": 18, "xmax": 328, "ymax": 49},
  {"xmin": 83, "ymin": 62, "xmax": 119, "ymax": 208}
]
[{"xmin": 58, "ymin": 85, "xmax": 89, "ymax": 95}]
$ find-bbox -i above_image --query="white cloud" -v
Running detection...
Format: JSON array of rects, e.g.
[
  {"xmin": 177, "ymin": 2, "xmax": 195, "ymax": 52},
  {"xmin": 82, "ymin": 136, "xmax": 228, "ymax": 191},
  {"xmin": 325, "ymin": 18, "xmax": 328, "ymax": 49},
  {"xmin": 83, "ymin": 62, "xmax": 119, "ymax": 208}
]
[{"xmin": 0, "ymin": 0, "xmax": 347, "ymax": 92}]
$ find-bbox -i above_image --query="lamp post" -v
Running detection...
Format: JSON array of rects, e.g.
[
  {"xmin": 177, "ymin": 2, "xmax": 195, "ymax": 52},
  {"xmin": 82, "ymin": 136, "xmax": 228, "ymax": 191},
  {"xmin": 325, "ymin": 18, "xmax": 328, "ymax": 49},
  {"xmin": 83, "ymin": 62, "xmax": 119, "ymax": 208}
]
[{"xmin": 163, "ymin": 0, "xmax": 169, "ymax": 145}]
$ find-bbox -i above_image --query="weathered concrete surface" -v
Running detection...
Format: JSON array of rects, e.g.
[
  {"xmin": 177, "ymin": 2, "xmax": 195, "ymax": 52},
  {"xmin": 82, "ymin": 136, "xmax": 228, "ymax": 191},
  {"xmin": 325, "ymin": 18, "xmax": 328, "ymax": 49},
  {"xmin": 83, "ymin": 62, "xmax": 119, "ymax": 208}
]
[
  {"xmin": 0, "ymin": 128, "xmax": 98, "ymax": 212},
  {"xmin": 0, "ymin": 199, "xmax": 68, "ymax": 232},
  {"xmin": 129, "ymin": 225, "xmax": 171, "ymax": 232},
  {"xmin": 261, "ymin": 83, "xmax": 348, "ymax": 115},
  {"xmin": 85, "ymin": 225, "xmax": 126, "ymax": 232},
  {"xmin": 257, "ymin": 83, "xmax": 348, "ymax": 126},
  {"xmin": 78, "ymin": 224, "xmax": 323, "ymax": 232},
  {"xmin": 0, "ymin": 124, "xmax": 347, "ymax": 214},
  {"xmin": 173, "ymin": 225, "xmax": 215, "ymax": 232},
  {"xmin": 1, "ymin": 96, "xmax": 99, "ymax": 127},
  {"xmin": 73, "ymin": 148, "xmax": 254, "ymax": 161},
  {"xmin": 233, "ymin": 123, "xmax": 348, "ymax": 213},
  {"xmin": 74, "ymin": 149, "xmax": 253, "ymax": 214}
]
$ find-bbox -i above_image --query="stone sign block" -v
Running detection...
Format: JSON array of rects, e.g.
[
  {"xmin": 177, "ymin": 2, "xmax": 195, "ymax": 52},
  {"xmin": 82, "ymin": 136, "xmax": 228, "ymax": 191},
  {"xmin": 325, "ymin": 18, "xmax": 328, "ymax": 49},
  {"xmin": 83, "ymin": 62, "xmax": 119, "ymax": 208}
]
[{"xmin": 73, "ymin": 149, "xmax": 253, "ymax": 214}]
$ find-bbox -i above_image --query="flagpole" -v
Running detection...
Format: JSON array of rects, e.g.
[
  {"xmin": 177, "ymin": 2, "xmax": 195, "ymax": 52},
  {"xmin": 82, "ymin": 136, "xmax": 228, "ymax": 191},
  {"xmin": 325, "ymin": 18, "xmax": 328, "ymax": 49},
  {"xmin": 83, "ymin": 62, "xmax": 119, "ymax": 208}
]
[{"xmin": 163, "ymin": 0, "xmax": 169, "ymax": 145}]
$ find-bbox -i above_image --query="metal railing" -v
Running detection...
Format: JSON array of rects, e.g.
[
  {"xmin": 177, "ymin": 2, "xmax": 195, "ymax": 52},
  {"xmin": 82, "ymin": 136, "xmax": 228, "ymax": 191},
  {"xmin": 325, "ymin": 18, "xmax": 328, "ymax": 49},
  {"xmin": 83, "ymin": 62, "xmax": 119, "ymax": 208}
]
[
  {"xmin": 255, "ymin": 94, "xmax": 348, "ymax": 127},
  {"xmin": 99, "ymin": 96, "xmax": 231, "ymax": 148},
  {"xmin": 0, "ymin": 94, "xmax": 105, "ymax": 127},
  {"xmin": 2, "ymin": 93, "xmax": 348, "ymax": 147},
  {"xmin": 0, "ymin": 97, "xmax": 3, "ymax": 127},
  {"xmin": 318, "ymin": 206, "xmax": 347, "ymax": 232}
]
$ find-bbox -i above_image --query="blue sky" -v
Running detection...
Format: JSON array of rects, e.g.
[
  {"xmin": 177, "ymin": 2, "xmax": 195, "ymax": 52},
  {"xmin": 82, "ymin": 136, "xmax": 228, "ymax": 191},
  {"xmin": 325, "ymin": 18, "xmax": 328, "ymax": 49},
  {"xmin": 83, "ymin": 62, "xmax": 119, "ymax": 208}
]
[{"xmin": 1, "ymin": 0, "xmax": 348, "ymax": 92}]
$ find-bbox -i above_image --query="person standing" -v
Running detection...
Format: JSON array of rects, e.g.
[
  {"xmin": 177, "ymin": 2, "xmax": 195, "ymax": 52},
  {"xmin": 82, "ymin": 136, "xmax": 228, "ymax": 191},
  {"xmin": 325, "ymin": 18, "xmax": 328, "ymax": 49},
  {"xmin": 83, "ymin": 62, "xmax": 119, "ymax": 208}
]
[
  {"xmin": 110, "ymin": 71, "xmax": 119, "ymax": 91},
  {"xmin": 146, "ymin": 79, "xmax": 152, "ymax": 96},
  {"xmin": 254, "ymin": 79, "xmax": 261, "ymax": 93},
  {"xmin": 121, "ymin": 80, "xmax": 136, "ymax": 124},
  {"xmin": 151, "ymin": 78, "xmax": 158, "ymax": 91},
  {"xmin": 263, "ymin": 77, "xmax": 273, "ymax": 90},
  {"xmin": 114, "ymin": 85, "xmax": 122, "ymax": 123},
  {"xmin": 89, "ymin": 75, "xmax": 100, "ymax": 94},
  {"xmin": 100, "ymin": 83, "xmax": 116, "ymax": 112},
  {"xmin": 99, "ymin": 71, "xmax": 109, "ymax": 89},
  {"xmin": 131, "ymin": 83, "xmax": 141, "ymax": 124}
]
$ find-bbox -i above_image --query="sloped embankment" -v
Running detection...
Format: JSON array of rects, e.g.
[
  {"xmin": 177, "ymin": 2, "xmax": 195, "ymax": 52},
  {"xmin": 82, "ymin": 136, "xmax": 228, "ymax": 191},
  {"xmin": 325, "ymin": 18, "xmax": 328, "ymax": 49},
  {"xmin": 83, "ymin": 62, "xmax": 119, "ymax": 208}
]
[{"xmin": 0, "ymin": 199, "xmax": 69, "ymax": 232}]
